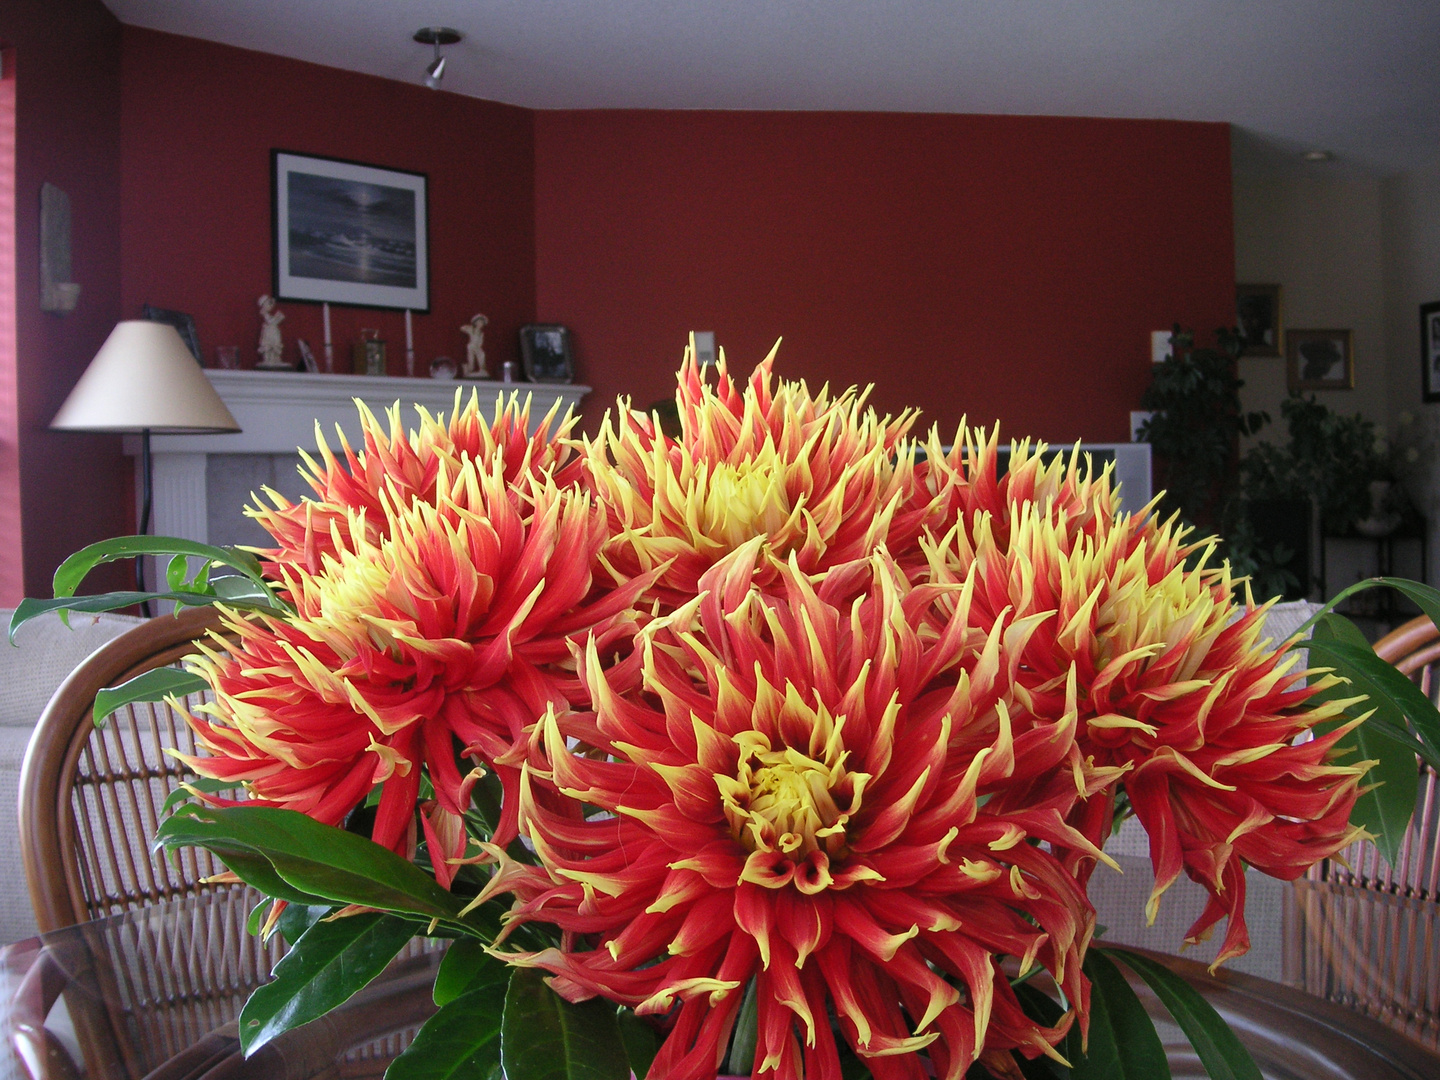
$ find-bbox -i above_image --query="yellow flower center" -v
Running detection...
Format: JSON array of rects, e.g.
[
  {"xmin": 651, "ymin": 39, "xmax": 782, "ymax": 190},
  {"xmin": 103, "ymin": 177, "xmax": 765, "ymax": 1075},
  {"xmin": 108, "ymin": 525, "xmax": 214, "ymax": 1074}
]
[
  {"xmin": 739, "ymin": 745, "xmax": 842, "ymax": 857},
  {"xmin": 717, "ymin": 701, "xmax": 865, "ymax": 864},
  {"xmin": 693, "ymin": 457, "xmax": 793, "ymax": 551}
]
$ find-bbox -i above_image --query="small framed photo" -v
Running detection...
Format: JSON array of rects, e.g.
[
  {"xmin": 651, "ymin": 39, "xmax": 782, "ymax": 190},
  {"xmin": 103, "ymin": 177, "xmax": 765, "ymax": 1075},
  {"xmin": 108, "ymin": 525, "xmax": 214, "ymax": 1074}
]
[
  {"xmin": 519, "ymin": 324, "xmax": 574, "ymax": 384},
  {"xmin": 141, "ymin": 304, "xmax": 201, "ymax": 364},
  {"xmin": 1287, "ymin": 329, "xmax": 1353, "ymax": 391},
  {"xmin": 1422, "ymin": 301, "xmax": 1440, "ymax": 402},
  {"xmin": 1236, "ymin": 283, "xmax": 1282, "ymax": 357},
  {"xmin": 272, "ymin": 150, "xmax": 428, "ymax": 311}
]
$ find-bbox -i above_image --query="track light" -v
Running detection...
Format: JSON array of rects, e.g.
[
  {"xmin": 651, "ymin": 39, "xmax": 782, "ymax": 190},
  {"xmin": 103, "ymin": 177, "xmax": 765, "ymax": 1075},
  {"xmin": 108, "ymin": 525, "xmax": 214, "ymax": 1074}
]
[{"xmin": 413, "ymin": 27, "xmax": 461, "ymax": 89}]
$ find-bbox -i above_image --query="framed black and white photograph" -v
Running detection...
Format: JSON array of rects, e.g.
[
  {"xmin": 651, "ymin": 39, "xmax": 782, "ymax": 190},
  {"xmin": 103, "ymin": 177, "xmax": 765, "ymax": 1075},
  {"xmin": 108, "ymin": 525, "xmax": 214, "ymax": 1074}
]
[
  {"xmin": 519, "ymin": 324, "xmax": 574, "ymax": 384},
  {"xmin": 1236, "ymin": 283, "xmax": 1282, "ymax": 357},
  {"xmin": 272, "ymin": 150, "xmax": 429, "ymax": 311},
  {"xmin": 1287, "ymin": 328, "xmax": 1353, "ymax": 391},
  {"xmin": 141, "ymin": 304, "xmax": 201, "ymax": 364},
  {"xmin": 1422, "ymin": 301, "xmax": 1440, "ymax": 402}
]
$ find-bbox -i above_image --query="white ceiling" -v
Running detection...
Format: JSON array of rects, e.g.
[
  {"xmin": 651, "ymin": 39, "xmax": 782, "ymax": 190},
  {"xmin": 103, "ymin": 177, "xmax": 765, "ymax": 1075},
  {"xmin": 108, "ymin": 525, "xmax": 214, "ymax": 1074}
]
[{"xmin": 103, "ymin": 0, "xmax": 1440, "ymax": 174}]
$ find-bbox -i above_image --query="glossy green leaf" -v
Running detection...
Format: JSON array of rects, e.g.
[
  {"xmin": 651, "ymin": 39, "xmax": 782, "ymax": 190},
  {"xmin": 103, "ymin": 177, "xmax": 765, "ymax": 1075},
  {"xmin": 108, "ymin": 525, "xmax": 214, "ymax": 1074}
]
[
  {"xmin": 160, "ymin": 776, "xmax": 242, "ymax": 815},
  {"xmin": 212, "ymin": 575, "xmax": 278, "ymax": 603},
  {"xmin": 725, "ymin": 979, "xmax": 758, "ymax": 1076},
  {"xmin": 8, "ymin": 591, "xmax": 282, "ymax": 643},
  {"xmin": 246, "ymin": 897, "xmax": 271, "ymax": 937},
  {"xmin": 156, "ymin": 805, "xmax": 470, "ymax": 927},
  {"xmin": 93, "ymin": 667, "xmax": 209, "ymax": 726},
  {"xmin": 500, "ymin": 968, "xmax": 630, "ymax": 1080},
  {"xmin": 52, "ymin": 535, "xmax": 267, "ymax": 597},
  {"xmin": 1309, "ymin": 617, "xmax": 1419, "ymax": 863},
  {"xmin": 386, "ymin": 980, "xmax": 508, "ymax": 1080},
  {"xmin": 1305, "ymin": 636, "xmax": 1440, "ymax": 765},
  {"xmin": 1305, "ymin": 578, "xmax": 1440, "ymax": 642},
  {"xmin": 277, "ymin": 903, "xmax": 330, "ymax": 945},
  {"xmin": 240, "ymin": 911, "xmax": 419, "ymax": 1055},
  {"xmin": 1105, "ymin": 948, "xmax": 1262, "ymax": 1080},
  {"xmin": 166, "ymin": 554, "xmax": 190, "ymax": 592},
  {"xmin": 434, "ymin": 938, "xmax": 508, "ymax": 1007},
  {"xmin": 1064, "ymin": 949, "xmax": 1169, "ymax": 1080},
  {"xmin": 618, "ymin": 1010, "xmax": 659, "ymax": 1080}
]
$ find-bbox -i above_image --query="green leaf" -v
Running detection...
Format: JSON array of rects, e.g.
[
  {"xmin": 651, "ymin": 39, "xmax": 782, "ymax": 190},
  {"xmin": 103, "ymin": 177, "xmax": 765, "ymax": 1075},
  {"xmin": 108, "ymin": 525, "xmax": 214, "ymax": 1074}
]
[
  {"xmin": 1104, "ymin": 948, "xmax": 1263, "ymax": 1080},
  {"xmin": 435, "ymin": 938, "xmax": 508, "ymax": 1007},
  {"xmin": 52, "ymin": 535, "xmax": 267, "ymax": 597},
  {"xmin": 9, "ymin": 591, "xmax": 277, "ymax": 642},
  {"xmin": 1063, "ymin": 949, "xmax": 1169, "ymax": 1080},
  {"xmin": 277, "ymin": 903, "xmax": 330, "ymax": 945},
  {"xmin": 155, "ymin": 805, "xmax": 470, "ymax": 927},
  {"xmin": 1294, "ymin": 577, "xmax": 1440, "ymax": 644},
  {"xmin": 94, "ymin": 668, "xmax": 210, "ymax": 726},
  {"xmin": 386, "ymin": 980, "xmax": 508, "ymax": 1080},
  {"xmin": 725, "ymin": 978, "xmax": 758, "ymax": 1076},
  {"xmin": 617, "ymin": 1010, "xmax": 659, "ymax": 1080},
  {"xmin": 213, "ymin": 575, "xmax": 278, "ymax": 603},
  {"xmin": 240, "ymin": 911, "xmax": 419, "ymax": 1055},
  {"xmin": 160, "ymin": 776, "xmax": 244, "ymax": 815},
  {"xmin": 166, "ymin": 554, "xmax": 191, "ymax": 592},
  {"xmin": 1305, "ymin": 636, "xmax": 1440, "ymax": 765},
  {"xmin": 1309, "ymin": 617, "xmax": 1419, "ymax": 863},
  {"xmin": 246, "ymin": 897, "xmax": 271, "ymax": 937},
  {"xmin": 500, "ymin": 968, "xmax": 630, "ymax": 1080}
]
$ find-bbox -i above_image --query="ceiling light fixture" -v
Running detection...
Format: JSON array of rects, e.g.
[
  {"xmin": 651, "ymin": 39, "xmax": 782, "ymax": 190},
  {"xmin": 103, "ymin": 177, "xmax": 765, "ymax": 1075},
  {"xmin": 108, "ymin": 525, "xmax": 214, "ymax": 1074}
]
[
  {"xmin": 1302, "ymin": 150, "xmax": 1334, "ymax": 163},
  {"xmin": 414, "ymin": 27, "xmax": 462, "ymax": 89}
]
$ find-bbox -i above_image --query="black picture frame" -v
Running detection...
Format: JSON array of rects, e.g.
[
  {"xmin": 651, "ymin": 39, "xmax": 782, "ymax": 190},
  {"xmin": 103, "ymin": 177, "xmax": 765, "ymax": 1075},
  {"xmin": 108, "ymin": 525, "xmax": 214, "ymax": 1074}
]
[
  {"xmin": 1236, "ymin": 283, "xmax": 1282, "ymax": 358},
  {"xmin": 141, "ymin": 304, "xmax": 201, "ymax": 364},
  {"xmin": 518, "ymin": 324, "xmax": 575, "ymax": 384},
  {"xmin": 1286, "ymin": 328, "xmax": 1353, "ymax": 391},
  {"xmin": 271, "ymin": 149, "xmax": 429, "ymax": 312},
  {"xmin": 1422, "ymin": 301, "xmax": 1440, "ymax": 403}
]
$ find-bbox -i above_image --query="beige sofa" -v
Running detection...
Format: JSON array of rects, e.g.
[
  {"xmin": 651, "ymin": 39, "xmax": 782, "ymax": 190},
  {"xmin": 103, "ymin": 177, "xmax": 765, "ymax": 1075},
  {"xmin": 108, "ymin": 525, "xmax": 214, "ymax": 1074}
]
[{"xmin": 0, "ymin": 610, "xmax": 144, "ymax": 944}]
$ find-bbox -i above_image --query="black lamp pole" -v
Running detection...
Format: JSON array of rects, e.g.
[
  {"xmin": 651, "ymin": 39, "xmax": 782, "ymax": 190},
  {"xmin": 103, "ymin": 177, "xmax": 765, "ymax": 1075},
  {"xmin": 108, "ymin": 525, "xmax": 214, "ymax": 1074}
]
[{"xmin": 137, "ymin": 428, "xmax": 153, "ymax": 617}]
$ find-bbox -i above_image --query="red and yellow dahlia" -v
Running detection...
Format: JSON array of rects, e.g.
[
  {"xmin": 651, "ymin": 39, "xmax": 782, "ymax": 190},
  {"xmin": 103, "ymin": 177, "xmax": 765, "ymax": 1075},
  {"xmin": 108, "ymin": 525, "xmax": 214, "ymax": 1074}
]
[
  {"xmin": 922, "ymin": 431, "xmax": 1366, "ymax": 964},
  {"xmin": 585, "ymin": 349, "xmax": 947, "ymax": 604},
  {"xmin": 498, "ymin": 544, "xmax": 1110, "ymax": 1080},
  {"xmin": 250, "ymin": 391, "xmax": 580, "ymax": 575},
  {"xmin": 179, "ymin": 461, "xmax": 649, "ymax": 883}
]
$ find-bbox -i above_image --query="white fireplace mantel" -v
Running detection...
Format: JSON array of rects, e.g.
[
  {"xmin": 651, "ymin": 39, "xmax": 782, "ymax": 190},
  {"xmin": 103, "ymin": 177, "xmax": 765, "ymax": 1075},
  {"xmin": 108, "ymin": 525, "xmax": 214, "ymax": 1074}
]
[{"xmin": 124, "ymin": 370, "xmax": 591, "ymax": 546}]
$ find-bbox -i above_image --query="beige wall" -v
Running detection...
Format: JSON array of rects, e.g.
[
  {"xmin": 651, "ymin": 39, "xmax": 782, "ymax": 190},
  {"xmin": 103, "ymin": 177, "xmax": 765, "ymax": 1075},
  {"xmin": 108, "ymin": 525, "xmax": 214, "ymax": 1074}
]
[
  {"xmin": 1232, "ymin": 138, "xmax": 1389, "ymax": 454},
  {"xmin": 1380, "ymin": 165, "xmax": 1440, "ymax": 576},
  {"xmin": 1231, "ymin": 131, "xmax": 1440, "ymax": 592}
]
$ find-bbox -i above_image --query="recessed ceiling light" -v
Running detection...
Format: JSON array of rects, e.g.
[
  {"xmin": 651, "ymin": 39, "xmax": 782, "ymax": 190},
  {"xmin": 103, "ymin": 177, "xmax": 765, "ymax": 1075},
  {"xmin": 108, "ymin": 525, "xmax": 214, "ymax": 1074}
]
[
  {"xmin": 413, "ymin": 27, "xmax": 462, "ymax": 89},
  {"xmin": 1302, "ymin": 150, "xmax": 1334, "ymax": 163}
]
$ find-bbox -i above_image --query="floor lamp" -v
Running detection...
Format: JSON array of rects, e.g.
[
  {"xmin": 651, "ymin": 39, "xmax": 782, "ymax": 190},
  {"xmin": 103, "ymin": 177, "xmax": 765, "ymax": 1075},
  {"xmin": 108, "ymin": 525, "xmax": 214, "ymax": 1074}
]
[{"xmin": 51, "ymin": 321, "xmax": 241, "ymax": 610}]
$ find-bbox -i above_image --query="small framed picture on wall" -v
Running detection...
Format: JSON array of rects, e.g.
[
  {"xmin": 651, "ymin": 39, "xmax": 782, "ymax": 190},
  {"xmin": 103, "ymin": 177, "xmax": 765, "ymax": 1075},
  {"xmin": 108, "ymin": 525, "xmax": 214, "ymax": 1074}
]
[
  {"xmin": 1286, "ymin": 329, "xmax": 1353, "ymax": 391},
  {"xmin": 1422, "ymin": 301, "xmax": 1440, "ymax": 402},
  {"xmin": 1236, "ymin": 283, "xmax": 1282, "ymax": 357}
]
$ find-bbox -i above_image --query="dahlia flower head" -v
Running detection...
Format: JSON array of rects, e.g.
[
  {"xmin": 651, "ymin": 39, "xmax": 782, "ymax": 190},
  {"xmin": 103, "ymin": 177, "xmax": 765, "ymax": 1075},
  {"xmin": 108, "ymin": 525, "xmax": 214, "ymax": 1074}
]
[
  {"xmin": 177, "ymin": 394, "xmax": 651, "ymax": 880},
  {"xmin": 171, "ymin": 349, "xmax": 1363, "ymax": 1080}
]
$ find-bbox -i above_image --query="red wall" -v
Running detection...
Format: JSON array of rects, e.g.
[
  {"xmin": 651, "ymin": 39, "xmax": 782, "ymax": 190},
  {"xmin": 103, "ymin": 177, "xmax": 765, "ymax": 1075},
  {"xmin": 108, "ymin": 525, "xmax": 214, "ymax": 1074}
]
[
  {"xmin": 120, "ymin": 27, "xmax": 536, "ymax": 380},
  {"xmin": 534, "ymin": 110, "xmax": 1235, "ymax": 442},
  {"xmin": 2, "ymin": 0, "xmax": 129, "ymax": 602}
]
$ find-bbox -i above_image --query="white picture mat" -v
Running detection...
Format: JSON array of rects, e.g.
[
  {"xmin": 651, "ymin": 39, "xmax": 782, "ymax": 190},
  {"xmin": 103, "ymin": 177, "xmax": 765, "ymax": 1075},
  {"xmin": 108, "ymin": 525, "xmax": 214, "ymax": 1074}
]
[{"xmin": 274, "ymin": 152, "xmax": 429, "ymax": 311}]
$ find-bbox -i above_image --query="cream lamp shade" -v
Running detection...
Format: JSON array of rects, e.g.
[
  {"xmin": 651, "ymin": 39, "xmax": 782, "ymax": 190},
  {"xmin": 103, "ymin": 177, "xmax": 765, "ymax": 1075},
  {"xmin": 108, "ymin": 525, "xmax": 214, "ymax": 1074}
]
[{"xmin": 51, "ymin": 320, "xmax": 240, "ymax": 433}]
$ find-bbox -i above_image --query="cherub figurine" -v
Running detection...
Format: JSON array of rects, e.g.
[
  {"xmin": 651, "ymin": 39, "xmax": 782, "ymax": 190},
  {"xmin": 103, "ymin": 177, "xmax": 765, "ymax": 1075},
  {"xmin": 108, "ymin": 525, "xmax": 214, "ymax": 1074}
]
[
  {"xmin": 460, "ymin": 313, "xmax": 489, "ymax": 378},
  {"xmin": 257, "ymin": 294, "xmax": 287, "ymax": 368}
]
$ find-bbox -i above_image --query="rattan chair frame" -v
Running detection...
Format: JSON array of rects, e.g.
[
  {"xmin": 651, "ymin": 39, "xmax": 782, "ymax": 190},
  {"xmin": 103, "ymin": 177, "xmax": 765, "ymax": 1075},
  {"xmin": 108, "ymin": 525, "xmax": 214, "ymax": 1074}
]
[
  {"xmin": 1290, "ymin": 613, "xmax": 1440, "ymax": 1049},
  {"xmin": 19, "ymin": 606, "xmax": 230, "ymax": 934}
]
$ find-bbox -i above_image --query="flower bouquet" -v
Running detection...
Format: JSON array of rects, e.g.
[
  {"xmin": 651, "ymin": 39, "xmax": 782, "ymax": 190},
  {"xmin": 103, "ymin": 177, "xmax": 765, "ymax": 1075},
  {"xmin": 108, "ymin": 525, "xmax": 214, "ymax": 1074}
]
[{"xmin": 15, "ymin": 347, "xmax": 1440, "ymax": 1080}]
